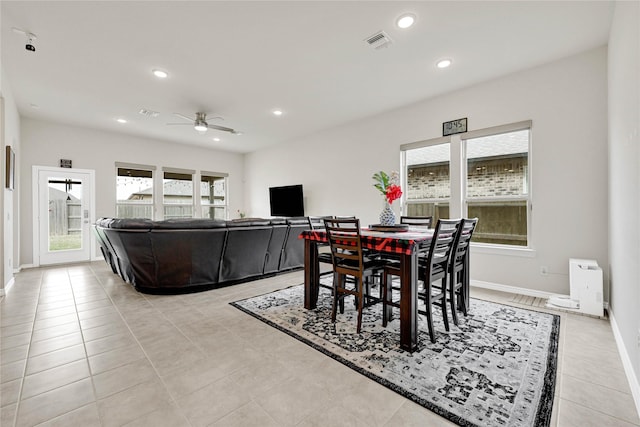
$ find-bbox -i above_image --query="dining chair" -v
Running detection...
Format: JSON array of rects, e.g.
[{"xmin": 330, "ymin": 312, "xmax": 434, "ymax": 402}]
[
  {"xmin": 381, "ymin": 218, "xmax": 462, "ymax": 343},
  {"xmin": 324, "ymin": 217, "xmax": 386, "ymax": 333},
  {"xmin": 400, "ymin": 215, "xmax": 433, "ymax": 229},
  {"xmin": 448, "ymin": 218, "xmax": 478, "ymax": 325},
  {"xmin": 309, "ymin": 216, "xmax": 336, "ymax": 286}
]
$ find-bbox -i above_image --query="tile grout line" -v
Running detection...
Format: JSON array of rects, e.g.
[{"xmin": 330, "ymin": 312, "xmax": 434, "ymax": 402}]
[
  {"xmin": 10, "ymin": 269, "xmax": 45, "ymax": 427},
  {"xmin": 89, "ymin": 264, "xmax": 195, "ymax": 426},
  {"xmin": 67, "ymin": 268, "xmax": 104, "ymax": 426},
  {"xmin": 559, "ymin": 397, "xmax": 640, "ymax": 426}
]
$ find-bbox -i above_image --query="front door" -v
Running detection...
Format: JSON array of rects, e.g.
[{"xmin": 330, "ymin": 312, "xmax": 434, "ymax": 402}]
[{"xmin": 36, "ymin": 167, "xmax": 94, "ymax": 265}]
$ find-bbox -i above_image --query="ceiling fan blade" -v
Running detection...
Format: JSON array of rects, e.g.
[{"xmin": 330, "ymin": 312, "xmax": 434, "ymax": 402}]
[
  {"xmin": 207, "ymin": 124, "xmax": 238, "ymax": 133},
  {"xmin": 173, "ymin": 113, "xmax": 195, "ymax": 122}
]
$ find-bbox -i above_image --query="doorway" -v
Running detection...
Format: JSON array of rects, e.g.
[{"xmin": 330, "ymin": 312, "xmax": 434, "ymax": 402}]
[{"xmin": 34, "ymin": 166, "xmax": 96, "ymax": 265}]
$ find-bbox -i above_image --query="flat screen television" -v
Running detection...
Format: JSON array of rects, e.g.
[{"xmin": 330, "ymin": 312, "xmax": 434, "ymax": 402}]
[{"xmin": 269, "ymin": 184, "xmax": 304, "ymax": 217}]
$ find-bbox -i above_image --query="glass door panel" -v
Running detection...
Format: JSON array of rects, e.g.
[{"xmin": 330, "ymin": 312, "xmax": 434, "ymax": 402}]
[{"xmin": 38, "ymin": 169, "xmax": 92, "ymax": 265}]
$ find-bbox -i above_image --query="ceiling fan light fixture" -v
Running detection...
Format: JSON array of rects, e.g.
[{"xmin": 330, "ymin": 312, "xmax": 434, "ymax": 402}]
[{"xmin": 194, "ymin": 123, "xmax": 208, "ymax": 132}]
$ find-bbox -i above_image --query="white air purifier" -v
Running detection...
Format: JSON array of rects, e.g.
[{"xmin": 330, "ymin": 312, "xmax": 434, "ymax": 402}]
[{"xmin": 547, "ymin": 259, "xmax": 604, "ymax": 317}]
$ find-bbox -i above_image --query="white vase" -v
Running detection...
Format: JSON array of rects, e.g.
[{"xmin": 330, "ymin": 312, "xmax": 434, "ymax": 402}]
[{"xmin": 379, "ymin": 201, "xmax": 396, "ymax": 226}]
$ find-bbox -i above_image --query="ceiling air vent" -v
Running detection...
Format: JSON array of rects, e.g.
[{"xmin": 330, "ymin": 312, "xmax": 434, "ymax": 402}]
[
  {"xmin": 364, "ymin": 31, "xmax": 392, "ymax": 50},
  {"xmin": 138, "ymin": 108, "xmax": 159, "ymax": 118}
]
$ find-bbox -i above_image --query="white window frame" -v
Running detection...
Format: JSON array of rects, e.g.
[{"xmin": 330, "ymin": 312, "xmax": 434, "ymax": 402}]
[
  {"xmin": 401, "ymin": 120, "xmax": 534, "ymax": 255},
  {"xmin": 162, "ymin": 167, "xmax": 195, "ymax": 220},
  {"xmin": 199, "ymin": 171, "xmax": 229, "ymax": 220},
  {"xmin": 400, "ymin": 137, "xmax": 452, "ymax": 220},
  {"xmin": 462, "ymin": 121, "xmax": 532, "ymax": 250},
  {"xmin": 115, "ymin": 162, "xmax": 156, "ymax": 219}
]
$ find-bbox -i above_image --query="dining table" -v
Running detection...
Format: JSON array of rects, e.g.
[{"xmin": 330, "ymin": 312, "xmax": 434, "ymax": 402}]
[{"xmin": 300, "ymin": 226, "xmax": 435, "ymax": 352}]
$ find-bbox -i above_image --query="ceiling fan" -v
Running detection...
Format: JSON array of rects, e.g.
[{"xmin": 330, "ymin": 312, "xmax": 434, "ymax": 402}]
[{"xmin": 167, "ymin": 112, "xmax": 240, "ymax": 135}]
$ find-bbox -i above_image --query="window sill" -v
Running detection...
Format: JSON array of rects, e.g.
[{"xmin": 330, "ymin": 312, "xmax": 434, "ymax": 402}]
[{"xmin": 470, "ymin": 243, "xmax": 536, "ymax": 258}]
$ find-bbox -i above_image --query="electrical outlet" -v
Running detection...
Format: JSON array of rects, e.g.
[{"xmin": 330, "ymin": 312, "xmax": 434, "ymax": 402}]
[{"xmin": 540, "ymin": 266, "xmax": 548, "ymax": 276}]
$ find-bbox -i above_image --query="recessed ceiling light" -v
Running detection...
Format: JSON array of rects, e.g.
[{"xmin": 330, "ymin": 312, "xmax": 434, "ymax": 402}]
[
  {"xmin": 152, "ymin": 69, "xmax": 168, "ymax": 79},
  {"xmin": 116, "ymin": 118, "xmax": 127, "ymax": 124},
  {"xmin": 212, "ymin": 137, "xmax": 221, "ymax": 142},
  {"xmin": 437, "ymin": 59, "xmax": 452, "ymax": 69},
  {"xmin": 396, "ymin": 13, "xmax": 416, "ymax": 29},
  {"xmin": 272, "ymin": 109, "xmax": 283, "ymax": 116}
]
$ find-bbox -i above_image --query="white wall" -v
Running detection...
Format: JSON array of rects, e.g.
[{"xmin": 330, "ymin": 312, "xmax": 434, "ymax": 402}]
[
  {"xmin": 1, "ymin": 69, "xmax": 21, "ymax": 294},
  {"xmin": 246, "ymin": 47, "xmax": 609, "ymax": 296},
  {"xmin": 19, "ymin": 119, "xmax": 245, "ymax": 266},
  {"xmin": 608, "ymin": 0, "xmax": 640, "ymax": 393}
]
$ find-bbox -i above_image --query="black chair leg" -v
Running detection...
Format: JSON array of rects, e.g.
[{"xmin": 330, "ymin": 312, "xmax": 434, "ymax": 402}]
[
  {"xmin": 339, "ymin": 275, "xmax": 346, "ymax": 314},
  {"xmin": 441, "ymin": 278, "xmax": 450, "ymax": 332},
  {"xmin": 450, "ymin": 279, "xmax": 459, "ymax": 327},
  {"xmin": 331, "ymin": 274, "xmax": 340, "ymax": 323},
  {"xmin": 382, "ymin": 272, "xmax": 390, "ymax": 327},
  {"xmin": 356, "ymin": 279, "xmax": 364, "ymax": 334},
  {"xmin": 426, "ymin": 299, "xmax": 436, "ymax": 343}
]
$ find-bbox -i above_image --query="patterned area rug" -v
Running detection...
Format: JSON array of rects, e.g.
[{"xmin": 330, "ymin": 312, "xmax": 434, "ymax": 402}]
[{"xmin": 231, "ymin": 281, "xmax": 559, "ymax": 427}]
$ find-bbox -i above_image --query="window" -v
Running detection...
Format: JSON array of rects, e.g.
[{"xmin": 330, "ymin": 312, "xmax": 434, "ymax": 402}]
[
  {"xmin": 116, "ymin": 164, "xmax": 155, "ymax": 219},
  {"xmin": 404, "ymin": 142, "xmax": 450, "ymax": 222},
  {"xmin": 200, "ymin": 172, "xmax": 228, "ymax": 220},
  {"xmin": 401, "ymin": 121, "xmax": 532, "ymax": 249},
  {"xmin": 163, "ymin": 168, "xmax": 194, "ymax": 219},
  {"xmin": 464, "ymin": 128, "xmax": 530, "ymax": 246}
]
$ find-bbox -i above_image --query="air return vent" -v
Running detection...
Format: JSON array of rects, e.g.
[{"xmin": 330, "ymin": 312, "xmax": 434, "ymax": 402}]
[
  {"xmin": 138, "ymin": 108, "xmax": 159, "ymax": 118},
  {"xmin": 364, "ymin": 31, "xmax": 392, "ymax": 50}
]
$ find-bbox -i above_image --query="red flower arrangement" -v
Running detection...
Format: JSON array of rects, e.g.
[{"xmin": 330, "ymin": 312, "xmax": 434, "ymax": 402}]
[{"xmin": 372, "ymin": 171, "xmax": 403, "ymax": 204}]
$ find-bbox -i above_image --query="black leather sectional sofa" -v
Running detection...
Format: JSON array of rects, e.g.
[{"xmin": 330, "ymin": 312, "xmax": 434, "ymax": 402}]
[{"xmin": 93, "ymin": 217, "xmax": 311, "ymax": 293}]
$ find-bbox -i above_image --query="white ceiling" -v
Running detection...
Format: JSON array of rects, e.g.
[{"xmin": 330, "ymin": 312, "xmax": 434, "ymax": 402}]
[{"xmin": 1, "ymin": 1, "xmax": 613, "ymax": 154}]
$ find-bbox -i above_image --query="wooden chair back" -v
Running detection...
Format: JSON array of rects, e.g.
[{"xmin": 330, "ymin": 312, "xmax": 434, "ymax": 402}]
[
  {"xmin": 323, "ymin": 218, "xmax": 364, "ymax": 278},
  {"xmin": 424, "ymin": 219, "xmax": 463, "ymax": 276},
  {"xmin": 400, "ymin": 215, "xmax": 433, "ymax": 229},
  {"xmin": 451, "ymin": 218, "xmax": 478, "ymax": 270}
]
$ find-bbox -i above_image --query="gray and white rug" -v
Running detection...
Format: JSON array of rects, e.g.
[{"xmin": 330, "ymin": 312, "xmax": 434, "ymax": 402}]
[{"xmin": 231, "ymin": 281, "xmax": 559, "ymax": 427}]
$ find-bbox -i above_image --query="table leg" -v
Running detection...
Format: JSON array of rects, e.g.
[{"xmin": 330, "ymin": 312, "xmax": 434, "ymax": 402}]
[
  {"xmin": 399, "ymin": 251, "xmax": 419, "ymax": 352},
  {"xmin": 304, "ymin": 239, "xmax": 319, "ymax": 309}
]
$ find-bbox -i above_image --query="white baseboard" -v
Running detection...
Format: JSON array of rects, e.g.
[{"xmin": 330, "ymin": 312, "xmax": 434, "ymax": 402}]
[
  {"xmin": 1, "ymin": 277, "xmax": 16, "ymax": 296},
  {"xmin": 609, "ymin": 308, "xmax": 640, "ymax": 419},
  {"xmin": 471, "ymin": 280, "xmax": 610, "ymax": 310},
  {"xmin": 19, "ymin": 263, "xmax": 35, "ymax": 270},
  {"xmin": 471, "ymin": 280, "xmax": 555, "ymax": 299}
]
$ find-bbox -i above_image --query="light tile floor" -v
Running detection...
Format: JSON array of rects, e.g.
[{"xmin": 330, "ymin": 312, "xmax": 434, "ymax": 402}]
[{"xmin": 1, "ymin": 261, "xmax": 638, "ymax": 426}]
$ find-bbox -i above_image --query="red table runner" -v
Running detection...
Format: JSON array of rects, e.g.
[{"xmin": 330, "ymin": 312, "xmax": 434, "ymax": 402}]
[{"xmin": 300, "ymin": 228, "xmax": 433, "ymax": 256}]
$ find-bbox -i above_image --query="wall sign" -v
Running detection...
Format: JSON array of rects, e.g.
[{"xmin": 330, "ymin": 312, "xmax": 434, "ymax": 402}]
[
  {"xmin": 442, "ymin": 118, "xmax": 468, "ymax": 136},
  {"xmin": 60, "ymin": 159, "xmax": 72, "ymax": 168}
]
